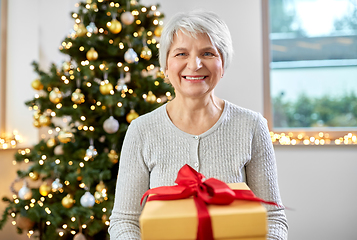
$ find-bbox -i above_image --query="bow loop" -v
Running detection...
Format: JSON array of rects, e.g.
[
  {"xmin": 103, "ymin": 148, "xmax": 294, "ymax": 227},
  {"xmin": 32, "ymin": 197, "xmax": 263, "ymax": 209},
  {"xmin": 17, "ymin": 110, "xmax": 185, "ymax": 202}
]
[{"xmin": 175, "ymin": 164, "xmax": 205, "ymax": 187}]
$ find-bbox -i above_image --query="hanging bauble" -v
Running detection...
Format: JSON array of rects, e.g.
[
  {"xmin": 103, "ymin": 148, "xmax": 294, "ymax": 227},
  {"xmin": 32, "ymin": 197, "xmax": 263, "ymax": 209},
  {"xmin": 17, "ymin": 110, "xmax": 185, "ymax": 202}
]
[
  {"xmin": 31, "ymin": 79, "xmax": 43, "ymax": 90},
  {"xmin": 108, "ymin": 149, "xmax": 119, "ymax": 164},
  {"xmin": 51, "ymin": 178, "xmax": 63, "ymax": 192},
  {"xmin": 39, "ymin": 115, "xmax": 51, "ymax": 127},
  {"xmin": 146, "ymin": 91, "xmax": 157, "ymax": 103},
  {"xmin": 76, "ymin": 23, "xmax": 87, "ymax": 37},
  {"xmin": 126, "ymin": 109, "xmax": 139, "ymax": 123},
  {"xmin": 80, "ymin": 191, "xmax": 95, "ymax": 207},
  {"xmin": 39, "ymin": 182, "xmax": 51, "ymax": 196},
  {"xmin": 33, "ymin": 111, "xmax": 40, "ymax": 120},
  {"xmin": 94, "ymin": 191, "xmax": 104, "ymax": 202},
  {"xmin": 16, "ymin": 216, "xmax": 35, "ymax": 230},
  {"xmin": 49, "ymin": 88, "xmax": 63, "ymax": 104},
  {"xmin": 29, "ymin": 171, "xmax": 39, "ymax": 181},
  {"xmin": 99, "ymin": 82, "xmax": 114, "ymax": 95},
  {"xmin": 86, "ymin": 21, "xmax": 98, "ymax": 34},
  {"xmin": 33, "ymin": 119, "xmax": 41, "ymax": 128},
  {"xmin": 46, "ymin": 138, "xmax": 56, "ymax": 148},
  {"xmin": 116, "ymin": 79, "xmax": 127, "ymax": 92},
  {"xmin": 73, "ymin": 232, "xmax": 87, "ymax": 240},
  {"xmin": 108, "ymin": 19, "xmax": 122, "ymax": 34},
  {"xmin": 124, "ymin": 48, "xmax": 138, "ymax": 64},
  {"xmin": 62, "ymin": 194, "xmax": 74, "ymax": 208},
  {"xmin": 63, "ymin": 61, "xmax": 71, "ymax": 72},
  {"xmin": 58, "ymin": 131, "xmax": 74, "ymax": 144},
  {"xmin": 120, "ymin": 11, "xmax": 135, "ymax": 25},
  {"xmin": 154, "ymin": 25, "xmax": 163, "ymax": 37},
  {"xmin": 77, "ymin": 168, "xmax": 83, "ymax": 181},
  {"xmin": 18, "ymin": 181, "xmax": 32, "ymax": 200},
  {"xmin": 96, "ymin": 181, "xmax": 106, "ymax": 193},
  {"xmin": 71, "ymin": 89, "xmax": 85, "ymax": 104},
  {"xmin": 54, "ymin": 144, "xmax": 64, "ymax": 155},
  {"xmin": 85, "ymin": 145, "xmax": 98, "ymax": 159},
  {"xmin": 86, "ymin": 47, "xmax": 98, "ymax": 61},
  {"xmin": 103, "ymin": 116, "xmax": 119, "ymax": 134},
  {"xmin": 140, "ymin": 46, "xmax": 152, "ymax": 60}
]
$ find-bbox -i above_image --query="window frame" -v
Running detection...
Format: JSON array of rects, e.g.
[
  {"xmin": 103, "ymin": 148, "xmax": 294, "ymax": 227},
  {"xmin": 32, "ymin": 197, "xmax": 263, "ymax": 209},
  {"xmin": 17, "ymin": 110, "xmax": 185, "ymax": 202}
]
[
  {"xmin": 262, "ymin": 0, "xmax": 357, "ymax": 145},
  {"xmin": 0, "ymin": 0, "xmax": 8, "ymax": 136}
]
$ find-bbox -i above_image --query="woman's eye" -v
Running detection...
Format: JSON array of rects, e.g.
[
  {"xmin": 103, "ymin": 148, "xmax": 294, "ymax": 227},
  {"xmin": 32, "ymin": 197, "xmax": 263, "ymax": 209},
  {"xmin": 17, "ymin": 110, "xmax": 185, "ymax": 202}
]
[
  {"xmin": 203, "ymin": 52, "xmax": 214, "ymax": 57},
  {"xmin": 175, "ymin": 53, "xmax": 186, "ymax": 57}
]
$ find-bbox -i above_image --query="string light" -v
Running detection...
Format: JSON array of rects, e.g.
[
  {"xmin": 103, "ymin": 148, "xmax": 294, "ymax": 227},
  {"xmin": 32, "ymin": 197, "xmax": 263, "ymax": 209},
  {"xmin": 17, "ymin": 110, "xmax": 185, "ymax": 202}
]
[
  {"xmin": 0, "ymin": 131, "xmax": 22, "ymax": 149},
  {"xmin": 270, "ymin": 131, "xmax": 357, "ymax": 145}
]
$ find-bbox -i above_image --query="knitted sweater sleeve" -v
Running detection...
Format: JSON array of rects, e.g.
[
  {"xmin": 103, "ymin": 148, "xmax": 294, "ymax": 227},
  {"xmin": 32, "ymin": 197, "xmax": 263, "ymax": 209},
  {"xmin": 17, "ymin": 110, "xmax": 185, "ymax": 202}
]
[
  {"xmin": 245, "ymin": 113, "xmax": 288, "ymax": 240},
  {"xmin": 108, "ymin": 120, "xmax": 148, "ymax": 240}
]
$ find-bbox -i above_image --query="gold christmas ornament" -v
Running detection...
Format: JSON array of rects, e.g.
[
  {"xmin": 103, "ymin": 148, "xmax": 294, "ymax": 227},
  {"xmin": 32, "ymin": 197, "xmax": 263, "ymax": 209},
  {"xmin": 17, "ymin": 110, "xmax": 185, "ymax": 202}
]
[
  {"xmin": 39, "ymin": 115, "xmax": 51, "ymax": 127},
  {"xmin": 62, "ymin": 194, "xmax": 75, "ymax": 208},
  {"xmin": 154, "ymin": 26, "xmax": 163, "ymax": 37},
  {"xmin": 108, "ymin": 149, "xmax": 119, "ymax": 164},
  {"xmin": 99, "ymin": 82, "xmax": 114, "ymax": 95},
  {"xmin": 16, "ymin": 216, "xmax": 35, "ymax": 230},
  {"xmin": 146, "ymin": 91, "xmax": 157, "ymax": 103},
  {"xmin": 71, "ymin": 89, "xmax": 85, "ymax": 104},
  {"xmin": 140, "ymin": 46, "xmax": 152, "ymax": 60},
  {"xmin": 63, "ymin": 61, "xmax": 71, "ymax": 72},
  {"xmin": 33, "ymin": 119, "xmax": 41, "ymax": 128},
  {"xmin": 108, "ymin": 19, "xmax": 122, "ymax": 34},
  {"xmin": 49, "ymin": 88, "xmax": 63, "ymax": 104},
  {"xmin": 39, "ymin": 182, "xmax": 51, "ymax": 196},
  {"xmin": 31, "ymin": 79, "xmax": 43, "ymax": 90},
  {"xmin": 76, "ymin": 23, "xmax": 87, "ymax": 37},
  {"xmin": 58, "ymin": 131, "xmax": 74, "ymax": 144},
  {"xmin": 73, "ymin": 232, "xmax": 87, "ymax": 240},
  {"xmin": 86, "ymin": 47, "xmax": 98, "ymax": 61},
  {"xmin": 46, "ymin": 138, "xmax": 56, "ymax": 148},
  {"xmin": 126, "ymin": 109, "xmax": 139, "ymax": 123},
  {"xmin": 29, "ymin": 171, "xmax": 39, "ymax": 181},
  {"xmin": 77, "ymin": 168, "xmax": 83, "ymax": 181},
  {"xmin": 96, "ymin": 181, "xmax": 106, "ymax": 192}
]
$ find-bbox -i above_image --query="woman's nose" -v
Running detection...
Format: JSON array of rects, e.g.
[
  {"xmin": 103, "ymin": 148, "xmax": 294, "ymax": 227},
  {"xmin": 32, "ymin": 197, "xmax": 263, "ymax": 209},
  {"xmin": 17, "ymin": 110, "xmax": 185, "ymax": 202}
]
[{"xmin": 187, "ymin": 56, "xmax": 202, "ymax": 71}]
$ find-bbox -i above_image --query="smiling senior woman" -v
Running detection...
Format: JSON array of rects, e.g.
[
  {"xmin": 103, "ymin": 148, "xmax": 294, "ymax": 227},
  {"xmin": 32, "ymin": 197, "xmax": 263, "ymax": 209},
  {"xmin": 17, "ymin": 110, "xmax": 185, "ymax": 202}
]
[{"xmin": 109, "ymin": 10, "xmax": 288, "ymax": 240}]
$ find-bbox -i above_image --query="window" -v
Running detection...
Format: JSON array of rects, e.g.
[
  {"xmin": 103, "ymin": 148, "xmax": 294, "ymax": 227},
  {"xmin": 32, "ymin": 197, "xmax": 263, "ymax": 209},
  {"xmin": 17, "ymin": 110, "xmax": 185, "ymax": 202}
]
[{"xmin": 264, "ymin": 0, "xmax": 357, "ymax": 145}]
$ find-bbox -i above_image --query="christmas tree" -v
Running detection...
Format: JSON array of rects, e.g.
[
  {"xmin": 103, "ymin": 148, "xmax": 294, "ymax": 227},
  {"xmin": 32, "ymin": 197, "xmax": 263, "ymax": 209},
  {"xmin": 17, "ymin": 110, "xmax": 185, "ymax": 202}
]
[{"xmin": 0, "ymin": 0, "xmax": 173, "ymax": 239}]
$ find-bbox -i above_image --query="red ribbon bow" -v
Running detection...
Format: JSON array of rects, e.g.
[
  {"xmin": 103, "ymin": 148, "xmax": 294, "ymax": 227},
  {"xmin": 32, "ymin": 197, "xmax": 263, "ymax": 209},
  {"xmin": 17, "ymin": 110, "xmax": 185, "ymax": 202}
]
[{"xmin": 141, "ymin": 164, "xmax": 279, "ymax": 240}]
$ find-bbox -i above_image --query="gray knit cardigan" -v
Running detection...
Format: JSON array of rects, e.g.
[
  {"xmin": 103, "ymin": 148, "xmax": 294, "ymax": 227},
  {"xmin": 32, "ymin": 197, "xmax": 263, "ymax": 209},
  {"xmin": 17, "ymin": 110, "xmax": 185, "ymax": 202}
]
[{"xmin": 109, "ymin": 100, "xmax": 288, "ymax": 239}]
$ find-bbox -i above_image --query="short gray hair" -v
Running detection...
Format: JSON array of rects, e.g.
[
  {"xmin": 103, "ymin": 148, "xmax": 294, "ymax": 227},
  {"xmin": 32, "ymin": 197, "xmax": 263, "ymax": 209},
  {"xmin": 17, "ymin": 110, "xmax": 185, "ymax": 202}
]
[{"xmin": 159, "ymin": 10, "xmax": 233, "ymax": 71}]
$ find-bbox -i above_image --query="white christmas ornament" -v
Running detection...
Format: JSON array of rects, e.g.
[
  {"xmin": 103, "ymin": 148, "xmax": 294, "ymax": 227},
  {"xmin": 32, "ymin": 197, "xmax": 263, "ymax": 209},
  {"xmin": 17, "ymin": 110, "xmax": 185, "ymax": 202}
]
[
  {"xmin": 18, "ymin": 182, "xmax": 32, "ymax": 200},
  {"xmin": 80, "ymin": 191, "xmax": 95, "ymax": 207},
  {"xmin": 51, "ymin": 178, "xmax": 63, "ymax": 192},
  {"xmin": 85, "ymin": 145, "xmax": 98, "ymax": 159},
  {"xmin": 86, "ymin": 22, "xmax": 98, "ymax": 34},
  {"xmin": 116, "ymin": 79, "xmax": 127, "ymax": 92},
  {"xmin": 103, "ymin": 116, "xmax": 119, "ymax": 134},
  {"xmin": 54, "ymin": 145, "xmax": 64, "ymax": 155},
  {"xmin": 124, "ymin": 48, "xmax": 138, "ymax": 64},
  {"xmin": 120, "ymin": 11, "xmax": 135, "ymax": 25}
]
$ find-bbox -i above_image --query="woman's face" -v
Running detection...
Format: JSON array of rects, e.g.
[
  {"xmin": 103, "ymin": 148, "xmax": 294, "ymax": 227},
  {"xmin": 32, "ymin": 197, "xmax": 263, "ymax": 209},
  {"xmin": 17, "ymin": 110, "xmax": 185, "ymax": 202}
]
[{"xmin": 165, "ymin": 30, "xmax": 224, "ymax": 100}]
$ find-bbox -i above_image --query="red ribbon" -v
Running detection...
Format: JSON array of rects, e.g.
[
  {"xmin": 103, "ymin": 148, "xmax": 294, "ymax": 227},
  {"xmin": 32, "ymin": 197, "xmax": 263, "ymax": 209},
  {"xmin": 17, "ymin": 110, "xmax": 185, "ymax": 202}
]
[{"xmin": 141, "ymin": 164, "xmax": 279, "ymax": 240}]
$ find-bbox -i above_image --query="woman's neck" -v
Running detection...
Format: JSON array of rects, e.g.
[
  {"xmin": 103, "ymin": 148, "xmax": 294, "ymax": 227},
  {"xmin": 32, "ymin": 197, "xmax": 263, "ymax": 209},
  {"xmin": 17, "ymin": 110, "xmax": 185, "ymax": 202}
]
[{"xmin": 166, "ymin": 95, "xmax": 225, "ymax": 135}]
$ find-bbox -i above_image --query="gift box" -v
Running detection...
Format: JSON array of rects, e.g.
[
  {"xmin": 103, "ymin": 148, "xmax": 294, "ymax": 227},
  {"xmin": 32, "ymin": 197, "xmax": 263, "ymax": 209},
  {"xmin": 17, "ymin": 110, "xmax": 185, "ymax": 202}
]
[{"xmin": 139, "ymin": 182, "xmax": 267, "ymax": 240}]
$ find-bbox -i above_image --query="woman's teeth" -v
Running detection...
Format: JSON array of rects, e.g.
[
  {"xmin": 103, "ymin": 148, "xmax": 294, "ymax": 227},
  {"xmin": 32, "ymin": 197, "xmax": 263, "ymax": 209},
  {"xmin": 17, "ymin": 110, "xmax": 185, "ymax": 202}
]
[{"xmin": 184, "ymin": 76, "xmax": 206, "ymax": 80}]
